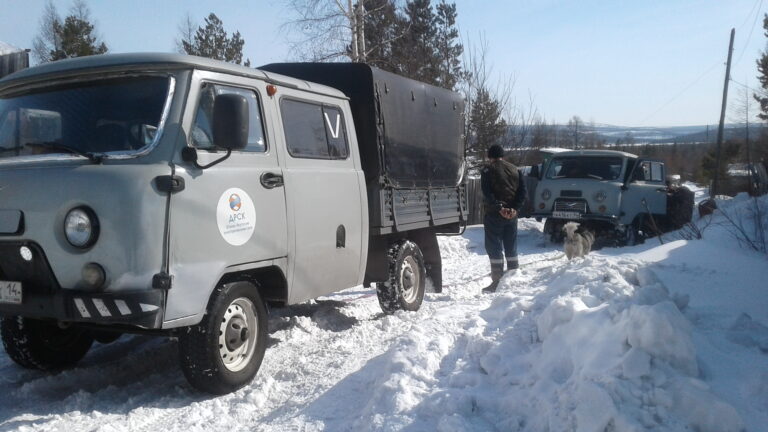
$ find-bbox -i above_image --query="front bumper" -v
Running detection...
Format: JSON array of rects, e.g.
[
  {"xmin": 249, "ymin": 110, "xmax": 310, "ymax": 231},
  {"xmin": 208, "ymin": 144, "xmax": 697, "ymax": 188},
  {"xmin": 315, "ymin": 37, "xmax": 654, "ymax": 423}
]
[
  {"xmin": 0, "ymin": 289, "xmax": 164, "ymax": 329},
  {"xmin": 0, "ymin": 241, "xmax": 163, "ymax": 329}
]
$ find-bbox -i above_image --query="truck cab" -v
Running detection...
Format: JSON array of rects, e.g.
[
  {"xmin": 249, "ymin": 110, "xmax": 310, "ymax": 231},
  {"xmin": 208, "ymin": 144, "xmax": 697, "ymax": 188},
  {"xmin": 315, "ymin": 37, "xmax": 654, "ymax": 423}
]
[
  {"xmin": 0, "ymin": 54, "xmax": 466, "ymax": 394},
  {"xmin": 531, "ymin": 149, "xmax": 690, "ymax": 244}
]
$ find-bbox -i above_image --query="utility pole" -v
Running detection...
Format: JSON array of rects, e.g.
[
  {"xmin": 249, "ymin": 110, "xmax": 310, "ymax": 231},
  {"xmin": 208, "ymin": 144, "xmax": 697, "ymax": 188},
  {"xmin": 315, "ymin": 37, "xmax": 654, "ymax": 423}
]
[
  {"xmin": 746, "ymin": 86, "xmax": 754, "ymax": 196},
  {"xmin": 712, "ymin": 28, "xmax": 735, "ymax": 198}
]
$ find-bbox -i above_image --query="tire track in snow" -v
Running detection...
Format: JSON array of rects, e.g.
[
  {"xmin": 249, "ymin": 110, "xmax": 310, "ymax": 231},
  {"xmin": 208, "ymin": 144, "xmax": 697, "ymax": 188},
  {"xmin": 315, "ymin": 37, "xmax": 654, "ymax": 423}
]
[{"xmin": 0, "ymin": 223, "xmax": 565, "ymax": 431}]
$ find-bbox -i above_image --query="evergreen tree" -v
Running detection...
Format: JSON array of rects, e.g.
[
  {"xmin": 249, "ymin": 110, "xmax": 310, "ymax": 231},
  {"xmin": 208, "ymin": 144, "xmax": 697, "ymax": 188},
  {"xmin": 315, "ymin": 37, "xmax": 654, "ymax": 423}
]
[
  {"xmin": 756, "ymin": 14, "xmax": 768, "ymax": 121},
  {"xmin": 359, "ymin": 0, "xmax": 404, "ymax": 70},
  {"xmin": 181, "ymin": 13, "xmax": 250, "ymax": 66},
  {"xmin": 701, "ymin": 142, "xmax": 741, "ymax": 184},
  {"xmin": 33, "ymin": 0, "xmax": 107, "ymax": 63},
  {"xmin": 467, "ymin": 87, "xmax": 507, "ymax": 171},
  {"xmin": 393, "ymin": 0, "xmax": 439, "ymax": 84},
  {"xmin": 433, "ymin": 0, "xmax": 463, "ymax": 90}
]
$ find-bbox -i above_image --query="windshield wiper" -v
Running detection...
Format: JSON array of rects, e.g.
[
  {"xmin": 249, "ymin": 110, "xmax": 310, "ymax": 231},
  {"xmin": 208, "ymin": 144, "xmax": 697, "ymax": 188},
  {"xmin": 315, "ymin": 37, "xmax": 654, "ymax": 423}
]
[
  {"xmin": 24, "ymin": 141, "xmax": 103, "ymax": 163},
  {"xmin": 587, "ymin": 174, "xmax": 603, "ymax": 180}
]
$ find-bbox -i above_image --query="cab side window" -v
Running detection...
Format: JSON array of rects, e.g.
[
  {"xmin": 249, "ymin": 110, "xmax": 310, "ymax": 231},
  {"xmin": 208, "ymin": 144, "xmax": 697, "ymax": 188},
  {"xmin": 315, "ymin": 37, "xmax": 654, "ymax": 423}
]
[
  {"xmin": 191, "ymin": 83, "xmax": 266, "ymax": 152},
  {"xmin": 634, "ymin": 161, "xmax": 652, "ymax": 181},
  {"xmin": 281, "ymin": 99, "xmax": 348, "ymax": 160},
  {"xmin": 651, "ymin": 162, "xmax": 664, "ymax": 182}
]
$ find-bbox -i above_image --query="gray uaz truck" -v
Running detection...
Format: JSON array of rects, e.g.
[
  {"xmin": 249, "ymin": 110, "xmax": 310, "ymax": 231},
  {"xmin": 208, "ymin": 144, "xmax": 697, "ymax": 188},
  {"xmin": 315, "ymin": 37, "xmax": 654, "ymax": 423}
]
[
  {"xmin": 530, "ymin": 149, "xmax": 693, "ymax": 245},
  {"xmin": 0, "ymin": 54, "xmax": 466, "ymax": 394}
]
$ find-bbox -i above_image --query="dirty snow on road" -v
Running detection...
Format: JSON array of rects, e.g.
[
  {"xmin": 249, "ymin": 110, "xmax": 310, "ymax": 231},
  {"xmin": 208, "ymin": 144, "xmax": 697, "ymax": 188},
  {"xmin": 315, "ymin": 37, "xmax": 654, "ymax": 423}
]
[{"xmin": 1, "ymin": 197, "xmax": 767, "ymax": 432}]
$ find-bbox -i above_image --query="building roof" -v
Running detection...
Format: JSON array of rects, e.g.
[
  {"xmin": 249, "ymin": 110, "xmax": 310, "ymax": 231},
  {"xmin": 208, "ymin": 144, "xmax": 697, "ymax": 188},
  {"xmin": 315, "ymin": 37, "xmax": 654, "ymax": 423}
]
[{"xmin": 0, "ymin": 41, "xmax": 23, "ymax": 55}]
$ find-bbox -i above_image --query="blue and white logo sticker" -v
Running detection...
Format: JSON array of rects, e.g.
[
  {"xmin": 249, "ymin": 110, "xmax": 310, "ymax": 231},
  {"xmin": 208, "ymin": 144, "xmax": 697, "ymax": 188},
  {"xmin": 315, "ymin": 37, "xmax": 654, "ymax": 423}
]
[{"xmin": 217, "ymin": 187, "xmax": 255, "ymax": 246}]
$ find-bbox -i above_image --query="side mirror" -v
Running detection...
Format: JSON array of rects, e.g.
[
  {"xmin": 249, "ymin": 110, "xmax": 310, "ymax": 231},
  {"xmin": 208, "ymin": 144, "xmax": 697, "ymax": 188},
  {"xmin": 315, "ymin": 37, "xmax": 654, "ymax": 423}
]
[
  {"xmin": 213, "ymin": 93, "xmax": 249, "ymax": 150},
  {"xmin": 529, "ymin": 164, "xmax": 540, "ymax": 178}
]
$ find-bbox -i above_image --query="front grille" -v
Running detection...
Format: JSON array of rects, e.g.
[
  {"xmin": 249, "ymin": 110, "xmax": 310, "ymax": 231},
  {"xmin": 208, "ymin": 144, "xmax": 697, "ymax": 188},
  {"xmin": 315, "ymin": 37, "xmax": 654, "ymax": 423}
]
[
  {"xmin": 554, "ymin": 199, "xmax": 587, "ymax": 213},
  {"xmin": 560, "ymin": 190, "xmax": 582, "ymax": 198}
]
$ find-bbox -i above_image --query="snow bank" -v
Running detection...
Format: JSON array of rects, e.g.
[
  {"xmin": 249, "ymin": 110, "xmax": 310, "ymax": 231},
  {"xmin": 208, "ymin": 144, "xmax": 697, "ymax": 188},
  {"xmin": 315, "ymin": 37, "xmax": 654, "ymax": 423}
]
[
  {"xmin": 1, "ymin": 197, "xmax": 764, "ymax": 431},
  {"xmin": 335, "ymin": 252, "xmax": 751, "ymax": 431}
]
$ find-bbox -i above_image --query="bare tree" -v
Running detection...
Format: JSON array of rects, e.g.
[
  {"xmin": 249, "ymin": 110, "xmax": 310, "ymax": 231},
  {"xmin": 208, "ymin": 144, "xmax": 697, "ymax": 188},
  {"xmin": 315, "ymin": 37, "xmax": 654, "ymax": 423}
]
[
  {"xmin": 505, "ymin": 91, "xmax": 539, "ymax": 164},
  {"xmin": 282, "ymin": 0, "xmax": 370, "ymax": 62},
  {"xmin": 462, "ymin": 35, "xmax": 512, "ymax": 172},
  {"xmin": 32, "ymin": 0, "xmax": 107, "ymax": 63},
  {"xmin": 175, "ymin": 13, "xmax": 197, "ymax": 54},
  {"xmin": 567, "ymin": 115, "xmax": 583, "ymax": 149},
  {"xmin": 32, "ymin": 1, "xmax": 62, "ymax": 63},
  {"xmin": 462, "ymin": 34, "xmax": 541, "ymax": 167}
]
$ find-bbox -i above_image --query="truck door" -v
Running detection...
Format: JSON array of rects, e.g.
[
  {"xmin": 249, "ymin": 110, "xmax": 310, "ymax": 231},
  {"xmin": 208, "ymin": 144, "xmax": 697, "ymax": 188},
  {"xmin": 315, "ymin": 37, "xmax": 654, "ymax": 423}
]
[
  {"xmin": 272, "ymin": 93, "xmax": 366, "ymax": 304},
  {"xmin": 164, "ymin": 71, "xmax": 288, "ymax": 324},
  {"xmin": 622, "ymin": 160, "xmax": 667, "ymax": 226}
]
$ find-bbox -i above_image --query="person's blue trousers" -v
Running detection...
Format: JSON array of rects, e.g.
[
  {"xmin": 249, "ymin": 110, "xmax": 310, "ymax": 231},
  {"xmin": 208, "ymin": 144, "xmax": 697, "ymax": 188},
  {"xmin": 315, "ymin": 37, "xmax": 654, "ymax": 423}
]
[{"xmin": 484, "ymin": 212, "xmax": 519, "ymax": 271}]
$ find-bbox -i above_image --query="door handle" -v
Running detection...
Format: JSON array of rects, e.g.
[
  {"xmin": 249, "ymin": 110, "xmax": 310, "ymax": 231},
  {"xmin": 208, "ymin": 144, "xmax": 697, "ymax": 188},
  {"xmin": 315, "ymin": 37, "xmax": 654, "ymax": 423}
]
[
  {"xmin": 655, "ymin": 188, "xmax": 667, "ymax": 192},
  {"xmin": 260, "ymin": 172, "xmax": 284, "ymax": 189}
]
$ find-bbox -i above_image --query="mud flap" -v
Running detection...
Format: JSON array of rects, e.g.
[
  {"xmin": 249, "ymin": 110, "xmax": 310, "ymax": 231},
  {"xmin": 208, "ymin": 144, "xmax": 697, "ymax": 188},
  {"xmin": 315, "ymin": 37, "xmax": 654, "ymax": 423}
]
[{"xmin": 409, "ymin": 229, "xmax": 442, "ymax": 293}]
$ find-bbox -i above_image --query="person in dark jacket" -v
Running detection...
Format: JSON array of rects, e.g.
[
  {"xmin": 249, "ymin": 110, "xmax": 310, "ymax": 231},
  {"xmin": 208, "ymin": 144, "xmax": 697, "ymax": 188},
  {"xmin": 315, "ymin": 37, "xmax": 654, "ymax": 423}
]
[{"xmin": 481, "ymin": 144, "xmax": 527, "ymax": 293}]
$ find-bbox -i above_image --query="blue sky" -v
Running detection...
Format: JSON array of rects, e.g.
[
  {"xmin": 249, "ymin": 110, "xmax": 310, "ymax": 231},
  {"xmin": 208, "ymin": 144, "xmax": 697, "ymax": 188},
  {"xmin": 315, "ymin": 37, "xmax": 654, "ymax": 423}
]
[{"xmin": 0, "ymin": 0, "xmax": 765, "ymax": 127}]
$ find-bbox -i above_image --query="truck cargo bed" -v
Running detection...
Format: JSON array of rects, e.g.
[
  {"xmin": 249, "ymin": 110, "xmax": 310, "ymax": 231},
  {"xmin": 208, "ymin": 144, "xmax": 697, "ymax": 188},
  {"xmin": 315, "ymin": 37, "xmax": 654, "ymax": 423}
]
[{"xmin": 260, "ymin": 63, "xmax": 467, "ymax": 233}]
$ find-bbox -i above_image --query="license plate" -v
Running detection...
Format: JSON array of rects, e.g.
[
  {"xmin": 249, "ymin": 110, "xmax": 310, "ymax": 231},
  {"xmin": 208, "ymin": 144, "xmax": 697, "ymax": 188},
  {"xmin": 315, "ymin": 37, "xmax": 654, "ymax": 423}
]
[
  {"xmin": 552, "ymin": 211, "xmax": 581, "ymax": 219},
  {"xmin": 0, "ymin": 281, "xmax": 22, "ymax": 304}
]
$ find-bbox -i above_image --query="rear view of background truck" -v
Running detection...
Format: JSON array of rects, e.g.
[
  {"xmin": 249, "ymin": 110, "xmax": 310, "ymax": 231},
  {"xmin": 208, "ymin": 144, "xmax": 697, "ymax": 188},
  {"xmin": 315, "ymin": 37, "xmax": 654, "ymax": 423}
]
[{"xmin": 0, "ymin": 54, "xmax": 466, "ymax": 394}]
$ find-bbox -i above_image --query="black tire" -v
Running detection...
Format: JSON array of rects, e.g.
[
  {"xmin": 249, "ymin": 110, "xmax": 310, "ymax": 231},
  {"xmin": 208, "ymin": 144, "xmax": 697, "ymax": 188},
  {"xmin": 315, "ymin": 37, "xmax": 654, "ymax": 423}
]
[
  {"xmin": 377, "ymin": 240, "xmax": 426, "ymax": 314},
  {"xmin": 623, "ymin": 220, "xmax": 644, "ymax": 246},
  {"xmin": 1, "ymin": 317, "xmax": 94, "ymax": 370},
  {"xmin": 178, "ymin": 281, "xmax": 268, "ymax": 395},
  {"xmin": 91, "ymin": 330, "xmax": 122, "ymax": 344},
  {"xmin": 544, "ymin": 219, "xmax": 564, "ymax": 243}
]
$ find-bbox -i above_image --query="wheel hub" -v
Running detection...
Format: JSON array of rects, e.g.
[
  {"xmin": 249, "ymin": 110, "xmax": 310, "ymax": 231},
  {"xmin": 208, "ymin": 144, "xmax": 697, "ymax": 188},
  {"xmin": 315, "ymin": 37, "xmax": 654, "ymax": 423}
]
[
  {"xmin": 218, "ymin": 297, "xmax": 257, "ymax": 372},
  {"xmin": 400, "ymin": 256, "xmax": 420, "ymax": 303},
  {"xmin": 225, "ymin": 316, "xmax": 248, "ymax": 351}
]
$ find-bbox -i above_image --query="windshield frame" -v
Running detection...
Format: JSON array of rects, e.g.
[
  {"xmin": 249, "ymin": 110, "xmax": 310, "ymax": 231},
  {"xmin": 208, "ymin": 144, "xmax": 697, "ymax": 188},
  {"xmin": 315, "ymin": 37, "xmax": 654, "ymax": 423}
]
[
  {"xmin": 545, "ymin": 155, "xmax": 626, "ymax": 181},
  {"xmin": 0, "ymin": 73, "xmax": 176, "ymax": 165}
]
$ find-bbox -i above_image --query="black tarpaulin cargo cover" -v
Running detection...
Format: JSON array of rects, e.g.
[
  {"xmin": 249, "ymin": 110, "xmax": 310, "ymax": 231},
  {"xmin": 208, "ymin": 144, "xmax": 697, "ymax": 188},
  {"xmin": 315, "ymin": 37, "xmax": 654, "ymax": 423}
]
[{"xmin": 260, "ymin": 63, "xmax": 465, "ymax": 188}]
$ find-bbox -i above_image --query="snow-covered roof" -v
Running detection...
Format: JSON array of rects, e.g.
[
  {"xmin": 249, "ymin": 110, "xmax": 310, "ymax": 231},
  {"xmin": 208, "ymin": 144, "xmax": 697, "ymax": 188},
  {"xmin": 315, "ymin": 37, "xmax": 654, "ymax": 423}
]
[
  {"xmin": 551, "ymin": 149, "xmax": 638, "ymax": 158},
  {"xmin": 0, "ymin": 41, "xmax": 23, "ymax": 55},
  {"xmin": 539, "ymin": 147, "xmax": 571, "ymax": 154}
]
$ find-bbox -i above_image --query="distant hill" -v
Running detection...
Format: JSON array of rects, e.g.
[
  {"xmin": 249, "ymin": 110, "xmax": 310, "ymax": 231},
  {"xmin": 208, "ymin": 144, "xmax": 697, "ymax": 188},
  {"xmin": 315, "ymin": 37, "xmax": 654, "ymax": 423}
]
[{"xmin": 583, "ymin": 123, "xmax": 762, "ymax": 144}]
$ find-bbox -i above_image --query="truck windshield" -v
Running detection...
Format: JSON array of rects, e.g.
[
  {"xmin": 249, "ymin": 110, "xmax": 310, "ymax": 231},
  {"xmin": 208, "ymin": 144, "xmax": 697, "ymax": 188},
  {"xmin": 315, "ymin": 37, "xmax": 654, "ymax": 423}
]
[
  {"xmin": 0, "ymin": 76, "xmax": 170, "ymax": 160},
  {"xmin": 546, "ymin": 156, "xmax": 623, "ymax": 180}
]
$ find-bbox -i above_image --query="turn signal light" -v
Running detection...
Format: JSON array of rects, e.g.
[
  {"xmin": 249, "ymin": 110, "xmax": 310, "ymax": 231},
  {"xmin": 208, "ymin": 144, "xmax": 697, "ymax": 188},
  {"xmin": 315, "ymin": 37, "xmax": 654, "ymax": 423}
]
[
  {"xmin": 266, "ymin": 85, "xmax": 278, "ymax": 96},
  {"xmin": 82, "ymin": 263, "xmax": 106, "ymax": 290}
]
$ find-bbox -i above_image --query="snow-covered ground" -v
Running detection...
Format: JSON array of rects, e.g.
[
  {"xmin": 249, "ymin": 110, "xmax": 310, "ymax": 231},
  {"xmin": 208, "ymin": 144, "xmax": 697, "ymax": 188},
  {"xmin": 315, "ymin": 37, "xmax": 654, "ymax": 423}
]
[{"xmin": 1, "ymin": 195, "xmax": 766, "ymax": 431}]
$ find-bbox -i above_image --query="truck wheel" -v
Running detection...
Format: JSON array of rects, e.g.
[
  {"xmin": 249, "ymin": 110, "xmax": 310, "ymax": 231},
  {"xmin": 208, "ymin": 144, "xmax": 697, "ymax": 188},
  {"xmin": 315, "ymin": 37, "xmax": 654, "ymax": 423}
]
[
  {"xmin": 377, "ymin": 240, "xmax": 426, "ymax": 314},
  {"xmin": 178, "ymin": 281, "xmax": 267, "ymax": 395},
  {"xmin": 624, "ymin": 221, "xmax": 644, "ymax": 246},
  {"xmin": 544, "ymin": 219, "xmax": 564, "ymax": 243},
  {"xmin": 1, "ymin": 317, "xmax": 94, "ymax": 370}
]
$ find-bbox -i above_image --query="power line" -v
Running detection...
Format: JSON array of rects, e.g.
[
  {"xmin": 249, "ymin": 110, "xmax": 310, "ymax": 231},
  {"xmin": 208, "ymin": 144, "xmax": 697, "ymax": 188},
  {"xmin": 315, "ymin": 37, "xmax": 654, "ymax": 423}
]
[
  {"xmin": 734, "ymin": 0, "xmax": 764, "ymax": 68},
  {"xmin": 639, "ymin": 61, "xmax": 721, "ymax": 125},
  {"xmin": 730, "ymin": 77, "xmax": 758, "ymax": 91}
]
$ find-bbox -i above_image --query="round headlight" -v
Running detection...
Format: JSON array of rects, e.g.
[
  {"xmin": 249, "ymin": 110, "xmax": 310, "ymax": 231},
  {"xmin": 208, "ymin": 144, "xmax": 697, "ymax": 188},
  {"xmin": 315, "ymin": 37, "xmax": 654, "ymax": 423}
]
[
  {"xmin": 541, "ymin": 189, "xmax": 552, "ymax": 200},
  {"xmin": 594, "ymin": 191, "xmax": 607, "ymax": 202},
  {"xmin": 64, "ymin": 207, "xmax": 99, "ymax": 248}
]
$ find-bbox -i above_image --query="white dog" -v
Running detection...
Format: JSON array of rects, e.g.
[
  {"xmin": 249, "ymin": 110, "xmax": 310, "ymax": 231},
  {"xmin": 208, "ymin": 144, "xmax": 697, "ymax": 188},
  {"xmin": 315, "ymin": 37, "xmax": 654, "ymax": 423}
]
[{"xmin": 563, "ymin": 222, "xmax": 594, "ymax": 260}]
